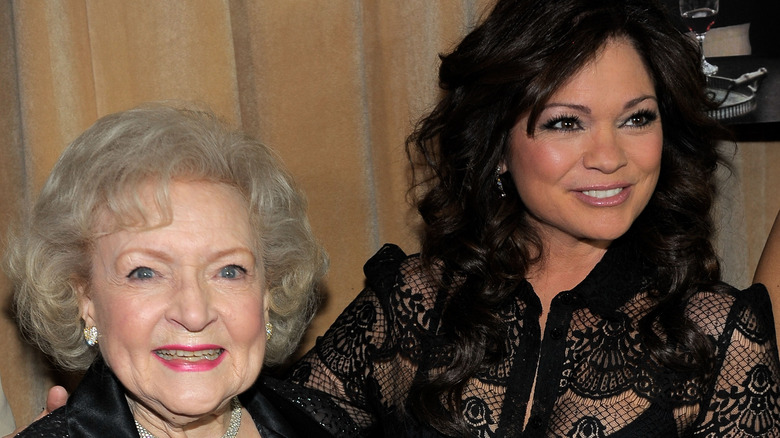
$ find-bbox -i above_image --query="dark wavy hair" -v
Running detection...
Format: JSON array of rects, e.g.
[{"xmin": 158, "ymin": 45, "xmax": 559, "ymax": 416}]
[{"xmin": 406, "ymin": 0, "xmax": 728, "ymax": 435}]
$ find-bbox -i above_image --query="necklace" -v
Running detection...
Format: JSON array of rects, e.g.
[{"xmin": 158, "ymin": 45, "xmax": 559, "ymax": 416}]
[{"xmin": 134, "ymin": 396, "xmax": 242, "ymax": 438}]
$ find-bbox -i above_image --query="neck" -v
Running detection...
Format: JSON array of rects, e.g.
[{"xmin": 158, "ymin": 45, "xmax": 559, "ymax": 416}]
[
  {"xmin": 526, "ymin": 235, "xmax": 609, "ymax": 315},
  {"xmin": 128, "ymin": 396, "xmax": 241, "ymax": 438}
]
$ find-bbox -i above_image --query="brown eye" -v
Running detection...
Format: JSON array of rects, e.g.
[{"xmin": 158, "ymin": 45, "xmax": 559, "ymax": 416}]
[
  {"xmin": 542, "ymin": 115, "xmax": 583, "ymax": 131},
  {"xmin": 623, "ymin": 110, "xmax": 658, "ymax": 128}
]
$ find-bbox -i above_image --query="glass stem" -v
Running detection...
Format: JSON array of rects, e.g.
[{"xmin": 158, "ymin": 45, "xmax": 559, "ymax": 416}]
[{"xmin": 696, "ymin": 33, "xmax": 706, "ymax": 63}]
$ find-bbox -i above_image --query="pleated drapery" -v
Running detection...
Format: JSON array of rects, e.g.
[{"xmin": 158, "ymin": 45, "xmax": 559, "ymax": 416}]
[{"xmin": 1, "ymin": 0, "xmax": 777, "ymax": 426}]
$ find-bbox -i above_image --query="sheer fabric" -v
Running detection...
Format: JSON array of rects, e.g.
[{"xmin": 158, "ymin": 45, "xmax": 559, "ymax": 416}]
[{"xmin": 287, "ymin": 244, "xmax": 780, "ymax": 437}]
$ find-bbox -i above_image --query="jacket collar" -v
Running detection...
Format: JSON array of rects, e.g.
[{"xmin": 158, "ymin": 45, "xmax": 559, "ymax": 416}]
[{"xmin": 66, "ymin": 359, "xmax": 308, "ymax": 437}]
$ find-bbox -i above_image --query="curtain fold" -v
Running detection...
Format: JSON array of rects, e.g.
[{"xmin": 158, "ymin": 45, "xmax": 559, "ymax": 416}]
[{"xmin": 1, "ymin": 0, "xmax": 776, "ymax": 426}]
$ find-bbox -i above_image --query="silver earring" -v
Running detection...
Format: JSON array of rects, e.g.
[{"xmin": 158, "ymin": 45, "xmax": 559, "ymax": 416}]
[
  {"xmin": 495, "ymin": 166, "xmax": 507, "ymax": 198},
  {"xmin": 265, "ymin": 322, "xmax": 273, "ymax": 340},
  {"xmin": 84, "ymin": 326, "xmax": 99, "ymax": 346}
]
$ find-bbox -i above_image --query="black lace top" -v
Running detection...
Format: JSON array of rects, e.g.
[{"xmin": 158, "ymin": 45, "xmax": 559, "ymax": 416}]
[{"xmin": 285, "ymin": 243, "xmax": 780, "ymax": 437}]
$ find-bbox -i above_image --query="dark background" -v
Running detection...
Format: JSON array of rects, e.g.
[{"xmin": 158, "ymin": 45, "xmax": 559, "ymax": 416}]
[{"xmin": 660, "ymin": 0, "xmax": 779, "ymax": 56}]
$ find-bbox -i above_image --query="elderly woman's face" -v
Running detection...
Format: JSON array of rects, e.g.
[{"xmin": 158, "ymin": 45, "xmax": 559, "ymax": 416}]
[
  {"xmin": 80, "ymin": 180, "xmax": 267, "ymax": 426},
  {"xmin": 505, "ymin": 38, "xmax": 662, "ymax": 249}
]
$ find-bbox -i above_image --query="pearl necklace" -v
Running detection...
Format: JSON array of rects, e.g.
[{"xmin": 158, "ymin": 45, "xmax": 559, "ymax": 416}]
[{"xmin": 134, "ymin": 397, "xmax": 242, "ymax": 438}]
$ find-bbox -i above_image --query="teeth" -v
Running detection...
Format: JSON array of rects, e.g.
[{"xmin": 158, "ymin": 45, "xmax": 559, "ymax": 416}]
[
  {"xmin": 155, "ymin": 349, "xmax": 223, "ymax": 361},
  {"xmin": 582, "ymin": 188, "xmax": 622, "ymax": 199}
]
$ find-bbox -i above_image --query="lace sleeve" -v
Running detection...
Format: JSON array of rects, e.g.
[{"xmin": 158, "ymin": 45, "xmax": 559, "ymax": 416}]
[
  {"xmin": 692, "ymin": 284, "xmax": 780, "ymax": 437},
  {"xmin": 287, "ymin": 286, "xmax": 389, "ymax": 431}
]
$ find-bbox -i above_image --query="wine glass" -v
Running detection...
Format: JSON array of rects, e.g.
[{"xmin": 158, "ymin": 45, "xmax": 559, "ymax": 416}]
[{"xmin": 679, "ymin": 0, "xmax": 719, "ymax": 75}]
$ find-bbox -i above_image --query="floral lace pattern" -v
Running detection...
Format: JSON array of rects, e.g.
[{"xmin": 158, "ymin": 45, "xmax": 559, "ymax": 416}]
[{"xmin": 288, "ymin": 244, "xmax": 780, "ymax": 437}]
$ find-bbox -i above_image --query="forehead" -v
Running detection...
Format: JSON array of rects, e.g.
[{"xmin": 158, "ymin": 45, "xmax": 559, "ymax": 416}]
[
  {"xmin": 550, "ymin": 39, "xmax": 655, "ymax": 101},
  {"xmin": 92, "ymin": 179, "xmax": 250, "ymax": 236}
]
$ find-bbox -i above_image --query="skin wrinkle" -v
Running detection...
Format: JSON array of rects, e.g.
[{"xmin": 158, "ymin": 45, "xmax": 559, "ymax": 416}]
[{"xmin": 80, "ymin": 180, "xmax": 268, "ymax": 437}]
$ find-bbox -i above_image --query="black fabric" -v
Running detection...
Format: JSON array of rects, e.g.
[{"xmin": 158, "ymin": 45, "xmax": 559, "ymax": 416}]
[
  {"xmin": 18, "ymin": 359, "xmax": 335, "ymax": 437},
  {"xmin": 288, "ymin": 243, "xmax": 780, "ymax": 437}
]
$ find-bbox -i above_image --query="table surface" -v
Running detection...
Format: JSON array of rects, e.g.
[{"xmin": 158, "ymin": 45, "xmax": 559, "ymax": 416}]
[{"xmin": 708, "ymin": 55, "xmax": 780, "ymax": 141}]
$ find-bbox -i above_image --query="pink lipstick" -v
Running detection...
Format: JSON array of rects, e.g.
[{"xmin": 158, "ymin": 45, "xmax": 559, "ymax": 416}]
[{"xmin": 153, "ymin": 344, "xmax": 225, "ymax": 372}]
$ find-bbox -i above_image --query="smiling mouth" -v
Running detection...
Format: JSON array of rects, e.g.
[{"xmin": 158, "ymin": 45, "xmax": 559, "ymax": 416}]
[
  {"xmin": 154, "ymin": 349, "xmax": 223, "ymax": 361},
  {"xmin": 581, "ymin": 188, "xmax": 623, "ymax": 199}
]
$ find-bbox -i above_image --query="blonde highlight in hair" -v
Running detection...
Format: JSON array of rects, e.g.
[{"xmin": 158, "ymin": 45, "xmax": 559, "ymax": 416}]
[{"xmin": 6, "ymin": 103, "xmax": 327, "ymax": 370}]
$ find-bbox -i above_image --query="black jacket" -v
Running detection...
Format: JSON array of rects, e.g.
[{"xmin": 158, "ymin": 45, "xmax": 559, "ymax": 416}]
[{"xmin": 19, "ymin": 358, "xmax": 335, "ymax": 437}]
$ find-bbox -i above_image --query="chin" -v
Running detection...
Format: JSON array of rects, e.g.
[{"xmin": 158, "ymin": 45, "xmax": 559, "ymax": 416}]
[{"xmin": 581, "ymin": 227, "xmax": 633, "ymax": 245}]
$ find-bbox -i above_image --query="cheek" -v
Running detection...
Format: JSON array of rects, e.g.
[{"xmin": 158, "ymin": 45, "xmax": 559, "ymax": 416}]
[
  {"xmin": 227, "ymin": 297, "xmax": 267, "ymax": 349},
  {"xmin": 509, "ymin": 141, "xmax": 577, "ymax": 191},
  {"xmin": 630, "ymin": 136, "xmax": 663, "ymax": 175},
  {"xmin": 93, "ymin": 296, "xmax": 158, "ymax": 347}
]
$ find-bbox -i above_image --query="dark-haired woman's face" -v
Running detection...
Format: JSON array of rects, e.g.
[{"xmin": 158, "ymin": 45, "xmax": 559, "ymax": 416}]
[{"xmin": 504, "ymin": 39, "xmax": 662, "ymax": 250}]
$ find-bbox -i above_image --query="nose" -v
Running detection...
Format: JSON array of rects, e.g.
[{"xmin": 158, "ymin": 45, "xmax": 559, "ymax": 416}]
[
  {"xmin": 168, "ymin": 271, "xmax": 217, "ymax": 332},
  {"xmin": 582, "ymin": 127, "xmax": 628, "ymax": 173}
]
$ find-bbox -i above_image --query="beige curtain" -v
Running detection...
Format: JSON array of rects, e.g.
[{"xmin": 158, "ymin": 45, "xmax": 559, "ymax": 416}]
[{"xmin": 1, "ymin": 0, "xmax": 777, "ymax": 425}]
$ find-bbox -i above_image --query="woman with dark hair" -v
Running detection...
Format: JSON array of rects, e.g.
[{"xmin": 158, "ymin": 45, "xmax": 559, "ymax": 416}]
[{"xmin": 282, "ymin": 0, "xmax": 780, "ymax": 436}]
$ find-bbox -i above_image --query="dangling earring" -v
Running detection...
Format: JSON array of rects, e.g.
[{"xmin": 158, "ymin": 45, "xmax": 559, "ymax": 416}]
[
  {"xmin": 265, "ymin": 322, "xmax": 273, "ymax": 340},
  {"xmin": 83, "ymin": 326, "xmax": 99, "ymax": 347},
  {"xmin": 495, "ymin": 166, "xmax": 507, "ymax": 198}
]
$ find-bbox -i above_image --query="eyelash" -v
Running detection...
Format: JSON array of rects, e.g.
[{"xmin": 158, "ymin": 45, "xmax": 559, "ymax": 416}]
[
  {"xmin": 622, "ymin": 109, "xmax": 658, "ymax": 128},
  {"xmin": 542, "ymin": 113, "xmax": 581, "ymax": 131},
  {"xmin": 541, "ymin": 109, "xmax": 659, "ymax": 131}
]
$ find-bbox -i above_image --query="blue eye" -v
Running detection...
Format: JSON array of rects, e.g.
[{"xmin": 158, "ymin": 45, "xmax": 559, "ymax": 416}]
[
  {"xmin": 219, "ymin": 265, "xmax": 247, "ymax": 279},
  {"xmin": 128, "ymin": 267, "xmax": 154, "ymax": 279}
]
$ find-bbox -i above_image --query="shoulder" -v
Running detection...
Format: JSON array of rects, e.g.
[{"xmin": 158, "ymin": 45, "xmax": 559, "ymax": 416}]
[
  {"xmin": 362, "ymin": 244, "xmax": 447, "ymax": 323},
  {"xmin": 686, "ymin": 283, "xmax": 777, "ymax": 345},
  {"xmin": 363, "ymin": 243, "xmax": 441, "ymax": 300},
  {"xmin": 363, "ymin": 244, "xmax": 421, "ymax": 287}
]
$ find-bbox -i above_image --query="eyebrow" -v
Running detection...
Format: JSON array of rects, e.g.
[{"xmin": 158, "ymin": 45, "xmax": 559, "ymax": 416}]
[
  {"xmin": 117, "ymin": 247, "xmax": 256, "ymax": 265},
  {"xmin": 544, "ymin": 95, "xmax": 658, "ymax": 114}
]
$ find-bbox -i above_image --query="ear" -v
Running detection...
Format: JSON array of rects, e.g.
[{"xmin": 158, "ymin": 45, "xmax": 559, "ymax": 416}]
[
  {"xmin": 76, "ymin": 282, "xmax": 97, "ymax": 328},
  {"xmin": 262, "ymin": 290, "xmax": 271, "ymax": 324},
  {"xmin": 498, "ymin": 160, "xmax": 508, "ymax": 174}
]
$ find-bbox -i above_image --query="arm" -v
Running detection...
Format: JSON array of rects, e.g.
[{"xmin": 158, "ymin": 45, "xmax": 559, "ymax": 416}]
[
  {"xmin": 285, "ymin": 244, "xmax": 424, "ymax": 434},
  {"xmin": 754, "ymin": 210, "xmax": 780, "ymax": 300},
  {"xmin": 754, "ymin": 210, "xmax": 780, "ymax": 344},
  {"xmin": 692, "ymin": 285, "xmax": 780, "ymax": 437},
  {"xmin": 286, "ymin": 287, "xmax": 389, "ymax": 432}
]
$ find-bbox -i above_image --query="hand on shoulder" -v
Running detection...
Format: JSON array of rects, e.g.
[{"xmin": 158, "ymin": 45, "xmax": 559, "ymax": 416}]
[{"xmin": 2, "ymin": 386, "xmax": 68, "ymax": 438}]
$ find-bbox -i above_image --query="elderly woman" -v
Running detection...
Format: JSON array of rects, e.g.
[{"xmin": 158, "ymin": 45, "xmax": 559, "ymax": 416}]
[
  {"xmin": 281, "ymin": 0, "xmax": 780, "ymax": 436},
  {"xmin": 6, "ymin": 104, "xmax": 338, "ymax": 437}
]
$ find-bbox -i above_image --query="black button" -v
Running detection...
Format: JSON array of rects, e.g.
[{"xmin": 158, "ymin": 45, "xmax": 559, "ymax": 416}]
[
  {"xmin": 529, "ymin": 415, "xmax": 543, "ymax": 428},
  {"xmin": 551, "ymin": 327, "xmax": 563, "ymax": 339}
]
